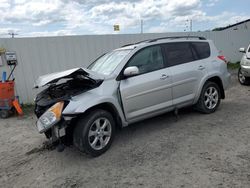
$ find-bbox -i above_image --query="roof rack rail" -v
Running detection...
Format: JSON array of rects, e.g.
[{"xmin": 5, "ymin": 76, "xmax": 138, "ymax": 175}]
[
  {"xmin": 121, "ymin": 43, "xmax": 135, "ymax": 47},
  {"xmin": 121, "ymin": 36, "xmax": 206, "ymax": 48},
  {"xmin": 121, "ymin": 39, "xmax": 152, "ymax": 47},
  {"xmin": 147, "ymin": 36, "xmax": 206, "ymax": 43}
]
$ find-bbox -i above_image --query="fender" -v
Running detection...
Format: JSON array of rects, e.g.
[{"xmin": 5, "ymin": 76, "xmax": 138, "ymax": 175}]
[
  {"xmin": 194, "ymin": 71, "xmax": 224, "ymax": 104},
  {"xmin": 62, "ymin": 89, "xmax": 128, "ymax": 127}
]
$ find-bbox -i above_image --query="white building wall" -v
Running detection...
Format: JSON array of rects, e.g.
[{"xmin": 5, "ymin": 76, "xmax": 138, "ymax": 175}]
[{"xmin": 0, "ymin": 30, "xmax": 249, "ymax": 103}]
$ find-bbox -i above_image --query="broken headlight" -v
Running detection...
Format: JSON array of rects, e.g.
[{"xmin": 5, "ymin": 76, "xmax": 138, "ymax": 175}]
[{"xmin": 36, "ymin": 101, "xmax": 64, "ymax": 133}]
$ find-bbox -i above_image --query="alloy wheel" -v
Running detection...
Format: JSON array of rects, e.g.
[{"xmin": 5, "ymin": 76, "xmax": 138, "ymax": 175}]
[
  {"xmin": 204, "ymin": 86, "xmax": 219, "ymax": 109},
  {"xmin": 88, "ymin": 117, "xmax": 112, "ymax": 150},
  {"xmin": 238, "ymin": 69, "xmax": 246, "ymax": 84}
]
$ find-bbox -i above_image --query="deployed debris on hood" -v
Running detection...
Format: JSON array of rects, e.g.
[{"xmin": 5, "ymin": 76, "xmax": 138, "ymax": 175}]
[
  {"xmin": 34, "ymin": 68, "xmax": 104, "ymax": 88},
  {"xmin": 34, "ymin": 68, "xmax": 104, "ymax": 118}
]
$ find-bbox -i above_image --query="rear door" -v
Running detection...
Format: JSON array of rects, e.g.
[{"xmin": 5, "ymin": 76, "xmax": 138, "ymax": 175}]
[
  {"xmin": 119, "ymin": 45, "xmax": 173, "ymax": 122},
  {"xmin": 163, "ymin": 42, "xmax": 209, "ymax": 106}
]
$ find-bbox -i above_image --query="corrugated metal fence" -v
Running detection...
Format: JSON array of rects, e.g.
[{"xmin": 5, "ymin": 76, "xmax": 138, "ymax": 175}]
[{"xmin": 0, "ymin": 30, "xmax": 249, "ymax": 103}]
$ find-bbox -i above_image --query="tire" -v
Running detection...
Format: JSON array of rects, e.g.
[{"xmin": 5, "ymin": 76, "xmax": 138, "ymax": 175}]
[
  {"xmin": 238, "ymin": 68, "xmax": 250, "ymax": 85},
  {"xmin": 0, "ymin": 110, "xmax": 9, "ymax": 119},
  {"xmin": 195, "ymin": 82, "xmax": 221, "ymax": 114},
  {"xmin": 73, "ymin": 109, "xmax": 115, "ymax": 157}
]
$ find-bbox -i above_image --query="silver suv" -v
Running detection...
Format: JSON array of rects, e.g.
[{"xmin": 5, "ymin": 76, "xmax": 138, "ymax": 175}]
[
  {"xmin": 34, "ymin": 36, "xmax": 231, "ymax": 156},
  {"xmin": 238, "ymin": 44, "xmax": 250, "ymax": 85}
]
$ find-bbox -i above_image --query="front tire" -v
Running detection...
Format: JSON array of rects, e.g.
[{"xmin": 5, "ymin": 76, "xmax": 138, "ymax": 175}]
[
  {"xmin": 195, "ymin": 82, "xmax": 221, "ymax": 114},
  {"xmin": 238, "ymin": 68, "xmax": 250, "ymax": 85},
  {"xmin": 73, "ymin": 109, "xmax": 115, "ymax": 157}
]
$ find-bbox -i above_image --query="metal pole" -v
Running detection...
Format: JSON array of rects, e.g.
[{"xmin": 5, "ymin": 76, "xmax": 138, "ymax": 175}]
[
  {"xmin": 141, "ymin": 19, "xmax": 143, "ymax": 34},
  {"xmin": 190, "ymin": 20, "xmax": 193, "ymax": 32},
  {"xmin": 8, "ymin": 32, "xmax": 17, "ymax": 38}
]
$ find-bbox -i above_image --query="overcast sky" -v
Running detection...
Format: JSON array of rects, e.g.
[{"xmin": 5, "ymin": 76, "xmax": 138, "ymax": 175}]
[{"xmin": 0, "ymin": 0, "xmax": 249, "ymax": 37}]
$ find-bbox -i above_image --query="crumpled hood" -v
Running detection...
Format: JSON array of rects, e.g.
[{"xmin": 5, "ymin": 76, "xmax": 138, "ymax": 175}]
[{"xmin": 34, "ymin": 68, "xmax": 104, "ymax": 88}]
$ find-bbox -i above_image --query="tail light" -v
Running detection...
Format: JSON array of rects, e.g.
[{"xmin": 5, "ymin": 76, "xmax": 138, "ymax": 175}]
[{"xmin": 217, "ymin": 55, "xmax": 228, "ymax": 64}]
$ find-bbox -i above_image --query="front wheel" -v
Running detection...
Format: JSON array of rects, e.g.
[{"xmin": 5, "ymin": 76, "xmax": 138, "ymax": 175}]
[
  {"xmin": 238, "ymin": 68, "xmax": 250, "ymax": 85},
  {"xmin": 195, "ymin": 82, "xmax": 221, "ymax": 114},
  {"xmin": 73, "ymin": 109, "xmax": 115, "ymax": 157}
]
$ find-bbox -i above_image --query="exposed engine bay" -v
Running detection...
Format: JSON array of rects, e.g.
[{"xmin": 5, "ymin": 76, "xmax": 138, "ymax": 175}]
[
  {"xmin": 35, "ymin": 78, "xmax": 102, "ymax": 118},
  {"xmin": 34, "ymin": 68, "xmax": 103, "ymax": 118}
]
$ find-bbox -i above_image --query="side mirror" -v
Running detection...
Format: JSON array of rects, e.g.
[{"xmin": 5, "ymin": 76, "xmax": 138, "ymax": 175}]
[
  {"xmin": 123, "ymin": 66, "xmax": 139, "ymax": 77},
  {"xmin": 239, "ymin": 47, "xmax": 246, "ymax": 53}
]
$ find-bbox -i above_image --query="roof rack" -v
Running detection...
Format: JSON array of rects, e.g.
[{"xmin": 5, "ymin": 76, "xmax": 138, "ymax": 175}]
[
  {"xmin": 121, "ymin": 43, "xmax": 135, "ymax": 47},
  {"xmin": 121, "ymin": 39, "xmax": 153, "ymax": 47},
  {"xmin": 121, "ymin": 36, "xmax": 206, "ymax": 48},
  {"xmin": 147, "ymin": 36, "xmax": 206, "ymax": 43}
]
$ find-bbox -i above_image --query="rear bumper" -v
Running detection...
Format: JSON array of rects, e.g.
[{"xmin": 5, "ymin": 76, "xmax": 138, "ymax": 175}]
[{"xmin": 241, "ymin": 65, "xmax": 250, "ymax": 77}]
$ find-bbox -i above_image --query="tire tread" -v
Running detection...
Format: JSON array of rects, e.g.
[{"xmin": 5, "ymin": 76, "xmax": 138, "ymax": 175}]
[
  {"xmin": 73, "ymin": 109, "xmax": 115, "ymax": 157},
  {"xmin": 194, "ymin": 81, "xmax": 221, "ymax": 114}
]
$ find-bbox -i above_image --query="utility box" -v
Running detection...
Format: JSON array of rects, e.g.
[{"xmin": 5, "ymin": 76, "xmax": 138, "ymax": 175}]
[{"xmin": 5, "ymin": 51, "xmax": 17, "ymax": 65}]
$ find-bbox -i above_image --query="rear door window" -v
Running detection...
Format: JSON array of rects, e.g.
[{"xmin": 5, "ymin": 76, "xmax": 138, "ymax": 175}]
[{"xmin": 163, "ymin": 42, "xmax": 195, "ymax": 66}]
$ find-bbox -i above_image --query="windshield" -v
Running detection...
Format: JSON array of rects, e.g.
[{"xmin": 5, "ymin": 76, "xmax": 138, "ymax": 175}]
[{"xmin": 88, "ymin": 50, "xmax": 131, "ymax": 75}]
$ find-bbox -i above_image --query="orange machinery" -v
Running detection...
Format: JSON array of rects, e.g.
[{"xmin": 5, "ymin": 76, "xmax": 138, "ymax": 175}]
[
  {"xmin": 0, "ymin": 51, "xmax": 23, "ymax": 118},
  {"xmin": 0, "ymin": 80, "xmax": 23, "ymax": 118}
]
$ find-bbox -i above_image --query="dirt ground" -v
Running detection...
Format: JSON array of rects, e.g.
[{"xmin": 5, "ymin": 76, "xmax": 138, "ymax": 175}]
[{"xmin": 0, "ymin": 70, "xmax": 250, "ymax": 188}]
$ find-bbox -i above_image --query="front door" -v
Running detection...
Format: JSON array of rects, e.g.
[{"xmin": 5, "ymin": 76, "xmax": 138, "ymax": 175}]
[{"xmin": 119, "ymin": 45, "xmax": 173, "ymax": 122}]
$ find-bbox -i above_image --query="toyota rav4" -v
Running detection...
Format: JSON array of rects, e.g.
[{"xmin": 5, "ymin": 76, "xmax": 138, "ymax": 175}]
[{"xmin": 34, "ymin": 36, "xmax": 231, "ymax": 156}]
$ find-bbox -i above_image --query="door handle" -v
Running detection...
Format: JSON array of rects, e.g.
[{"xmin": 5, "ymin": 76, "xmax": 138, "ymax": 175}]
[
  {"xmin": 160, "ymin": 74, "xmax": 169, "ymax": 80},
  {"xmin": 198, "ymin": 65, "xmax": 205, "ymax": 70}
]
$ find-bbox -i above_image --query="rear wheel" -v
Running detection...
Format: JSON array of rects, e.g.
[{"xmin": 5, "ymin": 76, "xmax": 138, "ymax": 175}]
[
  {"xmin": 238, "ymin": 68, "xmax": 250, "ymax": 85},
  {"xmin": 195, "ymin": 82, "xmax": 221, "ymax": 114},
  {"xmin": 73, "ymin": 109, "xmax": 115, "ymax": 157}
]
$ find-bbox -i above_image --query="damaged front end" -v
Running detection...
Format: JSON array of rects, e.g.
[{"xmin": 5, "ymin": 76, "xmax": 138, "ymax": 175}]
[{"xmin": 34, "ymin": 68, "xmax": 103, "ymax": 143}]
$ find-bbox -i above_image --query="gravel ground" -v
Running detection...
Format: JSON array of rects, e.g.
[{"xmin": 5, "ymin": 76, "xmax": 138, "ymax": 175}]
[{"xmin": 0, "ymin": 70, "xmax": 250, "ymax": 188}]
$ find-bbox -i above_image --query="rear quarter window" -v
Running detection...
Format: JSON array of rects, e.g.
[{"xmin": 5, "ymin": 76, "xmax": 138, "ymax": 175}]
[{"xmin": 191, "ymin": 42, "xmax": 210, "ymax": 59}]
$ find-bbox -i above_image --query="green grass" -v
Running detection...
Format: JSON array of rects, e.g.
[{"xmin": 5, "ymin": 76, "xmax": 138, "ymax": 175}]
[
  {"xmin": 227, "ymin": 62, "xmax": 240, "ymax": 70},
  {"xmin": 21, "ymin": 103, "xmax": 35, "ymax": 114}
]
